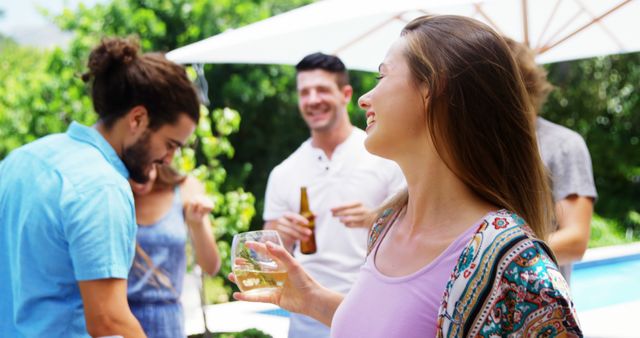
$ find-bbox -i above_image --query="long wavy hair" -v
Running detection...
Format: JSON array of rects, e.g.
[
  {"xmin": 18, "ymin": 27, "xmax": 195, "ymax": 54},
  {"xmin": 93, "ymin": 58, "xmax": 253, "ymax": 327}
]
[{"xmin": 378, "ymin": 15, "xmax": 553, "ymax": 240}]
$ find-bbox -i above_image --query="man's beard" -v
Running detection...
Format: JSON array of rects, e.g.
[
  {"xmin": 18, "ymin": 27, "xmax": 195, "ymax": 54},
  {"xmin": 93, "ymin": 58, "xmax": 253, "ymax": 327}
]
[{"xmin": 122, "ymin": 131, "xmax": 155, "ymax": 184}]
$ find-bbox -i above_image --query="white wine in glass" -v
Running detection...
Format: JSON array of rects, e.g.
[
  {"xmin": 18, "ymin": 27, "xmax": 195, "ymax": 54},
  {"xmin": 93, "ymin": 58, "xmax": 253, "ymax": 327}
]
[{"xmin": 231, "ymin": 230, "xmax": 288, "ymax": 295}]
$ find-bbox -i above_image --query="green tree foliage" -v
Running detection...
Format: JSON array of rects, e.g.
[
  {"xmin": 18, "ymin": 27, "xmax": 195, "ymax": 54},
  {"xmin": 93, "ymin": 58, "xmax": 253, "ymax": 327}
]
[
  {"xmin": 0, "ymin": 38, "xmax": 45, "ymax": 154},
  {"xmin": 0, "ymin": 37, "xmax": 95, "ymax": 157},
  {"xmin": 544, "ymin": 53, "xmax": 640, "ymax": 231},
  {"xmin": 589, "ymin": 215, "xmax": 635, "ymax": 248}
]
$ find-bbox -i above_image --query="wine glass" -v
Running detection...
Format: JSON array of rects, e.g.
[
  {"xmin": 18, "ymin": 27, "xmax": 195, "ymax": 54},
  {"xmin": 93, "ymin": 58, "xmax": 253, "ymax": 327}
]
[{"xmin": 231, "ymin": 230, "xmax": 287, "ymax": 295}]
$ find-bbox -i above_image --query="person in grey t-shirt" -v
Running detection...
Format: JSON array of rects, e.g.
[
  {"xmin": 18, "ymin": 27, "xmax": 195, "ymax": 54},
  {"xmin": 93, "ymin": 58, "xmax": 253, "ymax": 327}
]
[{"xmin": 505, "ymin": 37, "xmax": 597, "ymax": 282}]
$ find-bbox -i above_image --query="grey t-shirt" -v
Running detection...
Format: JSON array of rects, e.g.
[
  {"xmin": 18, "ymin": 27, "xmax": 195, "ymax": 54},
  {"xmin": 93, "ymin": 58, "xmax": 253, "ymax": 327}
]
[
  {"xmin": 537, "ymin": 117, "xmax": 598, "ymax": 202},
  {"xmin": 536, "ymin": 116, "xmax": 598, "ymax": 281}
]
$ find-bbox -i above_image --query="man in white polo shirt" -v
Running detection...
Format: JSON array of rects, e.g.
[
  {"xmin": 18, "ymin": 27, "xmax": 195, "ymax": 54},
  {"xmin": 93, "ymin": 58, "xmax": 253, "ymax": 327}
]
[{"xmin": 263, "ymin": 53, "xmax": 405, "ymax": 338}]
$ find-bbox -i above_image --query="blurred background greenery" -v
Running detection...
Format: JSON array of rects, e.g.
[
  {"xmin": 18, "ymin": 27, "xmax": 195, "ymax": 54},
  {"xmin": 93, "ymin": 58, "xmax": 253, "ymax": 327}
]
[{"xmin": 0, "ymin": 0, "xmax": 638, "ymax": 315}]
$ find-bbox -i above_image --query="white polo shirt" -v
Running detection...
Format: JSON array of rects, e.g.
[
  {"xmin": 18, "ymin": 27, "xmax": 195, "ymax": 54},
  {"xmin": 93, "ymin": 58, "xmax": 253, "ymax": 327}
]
[{"xmin": 263, "ymin": 127, "xmax": 405, "ymax": 294}]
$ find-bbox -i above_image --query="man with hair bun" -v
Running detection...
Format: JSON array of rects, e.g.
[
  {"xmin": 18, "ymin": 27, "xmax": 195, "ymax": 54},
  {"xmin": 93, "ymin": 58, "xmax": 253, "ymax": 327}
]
[{"xmin": 0, "ymin": 37, "xmax": 200, "ymax": 338}]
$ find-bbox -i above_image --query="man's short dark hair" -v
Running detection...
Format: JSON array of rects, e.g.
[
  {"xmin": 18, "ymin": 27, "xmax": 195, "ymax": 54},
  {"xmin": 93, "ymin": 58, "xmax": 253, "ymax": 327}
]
[{"xmin": 295, "ymin": 52, "xmax": 349, "ymax": 87}]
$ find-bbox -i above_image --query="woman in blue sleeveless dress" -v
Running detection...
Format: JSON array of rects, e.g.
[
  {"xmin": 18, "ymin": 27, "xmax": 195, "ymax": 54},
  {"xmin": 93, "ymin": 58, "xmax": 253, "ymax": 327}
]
[{"xmin": 128, "ymin": 164, "xmax": 221, "ymax": 338}]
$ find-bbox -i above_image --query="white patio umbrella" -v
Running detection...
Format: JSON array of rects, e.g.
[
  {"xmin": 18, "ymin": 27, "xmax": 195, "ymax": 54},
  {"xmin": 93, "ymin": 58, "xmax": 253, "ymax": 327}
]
[{"xmin": 167, "ymin": 0, "xmax": 640, "ymax": 71}]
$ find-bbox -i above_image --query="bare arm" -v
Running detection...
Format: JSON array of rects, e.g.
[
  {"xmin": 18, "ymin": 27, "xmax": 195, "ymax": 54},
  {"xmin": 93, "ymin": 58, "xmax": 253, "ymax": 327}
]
[
  {"xmin": 230, "ymin": 242, "xmax": 343, "ymax": 326},
  {"xmin": 79, "ymin": 279, "xmax": 146, "ymax": 338},
  {"xmin": 547, "ymin": 195, "xmax": 594, "ymax": 266},
  {"xmin": 264, "ymin": 212, "xmax": 312, "ymax": 252},
  {"xmin": 302, "ymin": 287, "xmax": 344, "ymax": 327},
  {"xmin": 183, "ymin": 177, "xmax": 221, "ymax": 275}
]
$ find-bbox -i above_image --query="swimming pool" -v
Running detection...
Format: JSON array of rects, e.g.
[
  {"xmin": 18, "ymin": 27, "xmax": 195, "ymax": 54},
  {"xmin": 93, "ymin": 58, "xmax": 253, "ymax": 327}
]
[{"xmin": 571, "ymin": 253, "xmax": 640, "ymax": 312}]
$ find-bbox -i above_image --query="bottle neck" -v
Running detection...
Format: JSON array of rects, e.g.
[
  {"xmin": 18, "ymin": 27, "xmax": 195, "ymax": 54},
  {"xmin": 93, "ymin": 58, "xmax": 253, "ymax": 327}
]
[{"xmin": 300, "ymin": 187, "xmax": 310, "ymax": 213}]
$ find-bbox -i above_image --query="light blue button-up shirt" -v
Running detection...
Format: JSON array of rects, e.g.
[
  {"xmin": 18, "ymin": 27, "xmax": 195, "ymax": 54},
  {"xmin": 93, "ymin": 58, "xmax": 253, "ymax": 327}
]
[{"xmin": 0, "ymin": 122, "xmax": 137, "ymax": 338}]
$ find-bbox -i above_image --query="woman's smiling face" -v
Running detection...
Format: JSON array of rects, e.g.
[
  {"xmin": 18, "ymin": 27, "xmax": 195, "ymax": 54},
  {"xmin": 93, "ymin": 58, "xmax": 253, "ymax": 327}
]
[{"xmin": 358, "ymin": 37, "xmax": 428, "ymax": 161}]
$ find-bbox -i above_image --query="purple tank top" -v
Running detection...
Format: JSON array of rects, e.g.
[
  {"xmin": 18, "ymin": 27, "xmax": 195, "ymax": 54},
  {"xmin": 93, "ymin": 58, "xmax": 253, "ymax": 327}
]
[{"xmin": 330, "ymin": 217, "xmax": 479, "ymax": 338}]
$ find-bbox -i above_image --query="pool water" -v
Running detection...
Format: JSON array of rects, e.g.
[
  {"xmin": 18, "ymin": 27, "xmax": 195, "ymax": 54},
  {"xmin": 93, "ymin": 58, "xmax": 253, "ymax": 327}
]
[
  {"xmin": 571, "ymin": 254, "xmax": 640, "ymax": 312},
  {"xmin": 257, "ymin": 308, "xmax": 290, "ymax": 318}
]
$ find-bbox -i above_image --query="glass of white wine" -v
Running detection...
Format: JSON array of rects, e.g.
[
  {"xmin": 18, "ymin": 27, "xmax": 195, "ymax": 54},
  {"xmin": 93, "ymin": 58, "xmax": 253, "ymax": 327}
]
[{"xmin": 231, "ymin": 230, "xmax": 288, "ymax": 296}]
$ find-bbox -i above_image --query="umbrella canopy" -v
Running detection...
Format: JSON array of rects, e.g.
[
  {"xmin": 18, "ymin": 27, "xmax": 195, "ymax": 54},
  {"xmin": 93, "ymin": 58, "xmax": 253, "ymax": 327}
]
[{"xmin": 167, "ymin": 0, "xmax": 640, "ymax": 71}]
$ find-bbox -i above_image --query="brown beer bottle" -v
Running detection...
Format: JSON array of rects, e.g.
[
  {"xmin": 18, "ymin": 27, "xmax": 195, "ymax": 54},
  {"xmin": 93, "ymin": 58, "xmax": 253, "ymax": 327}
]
[{"xmin": 299, "ymin": 186, "xmax": 317, "ymax": 254}]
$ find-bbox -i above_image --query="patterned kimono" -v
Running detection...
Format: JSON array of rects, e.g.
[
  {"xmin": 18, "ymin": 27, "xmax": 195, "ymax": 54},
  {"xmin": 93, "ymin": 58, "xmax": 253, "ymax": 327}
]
[{"xmin": 367, "ymin": 208, "xmax": 582, "ymax": 337}]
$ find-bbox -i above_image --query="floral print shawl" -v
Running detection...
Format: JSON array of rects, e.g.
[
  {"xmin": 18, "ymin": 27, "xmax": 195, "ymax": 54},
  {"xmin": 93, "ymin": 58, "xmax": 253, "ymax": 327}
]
[{"xmin": 367, "ymin": 209, "xmax": 582, "ymax": 337}]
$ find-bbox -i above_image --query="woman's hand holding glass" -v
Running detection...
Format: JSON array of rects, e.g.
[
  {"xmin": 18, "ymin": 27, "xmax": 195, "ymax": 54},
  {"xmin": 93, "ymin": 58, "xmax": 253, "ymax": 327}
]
[{"xmin": 229, "ymin": 230, "xmax": 320, "ymax": 314}]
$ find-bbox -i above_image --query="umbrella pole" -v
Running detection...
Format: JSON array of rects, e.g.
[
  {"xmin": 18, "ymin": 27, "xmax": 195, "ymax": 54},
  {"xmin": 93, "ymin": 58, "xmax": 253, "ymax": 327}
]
[
  {"xmin": 522, "ymin": 0, "xmax": 530, "ymax": 47},
  {"xmin": 194, "ymin": 63, "xmax": 210, "ymax": 107},
  {"xmin": 538, "ymin": 0, "xmax": 634, "ymax": 54}
]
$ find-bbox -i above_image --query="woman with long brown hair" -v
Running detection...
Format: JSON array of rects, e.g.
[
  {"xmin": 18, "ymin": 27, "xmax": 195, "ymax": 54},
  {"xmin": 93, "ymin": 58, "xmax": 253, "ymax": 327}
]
[
  {"xmin": 128, "ymin": 164, "xmax": 221, "ymax": 337},
  {"xmin": 231, "ymin": 15, "xmax": 581, "ymax": 337},
  {"xmin": 504, "ymin": 37, "xmax": 597, "ymax": 285}
]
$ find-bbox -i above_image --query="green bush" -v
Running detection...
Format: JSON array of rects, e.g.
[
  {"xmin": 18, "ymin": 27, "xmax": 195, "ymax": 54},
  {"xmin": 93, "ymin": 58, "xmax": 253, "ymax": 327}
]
[
  {"xmin": 589, "ymin": 214, "xmax": 637, "ymax": 248},
  {"xmin": 188, "ymin": 328, "xmax": 272, "ymax": 338},
  {"xmin": 545, "ymin": 54, "xmax": 640, "ymax": 230}
]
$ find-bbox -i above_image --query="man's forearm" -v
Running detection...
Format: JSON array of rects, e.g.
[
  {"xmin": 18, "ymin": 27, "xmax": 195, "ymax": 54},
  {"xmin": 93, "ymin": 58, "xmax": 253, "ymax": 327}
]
[
  {"xmin": 86, "ymin": 311, "xmax": 146, "ymax": 338},
  {"xmin": 548, "ymin": 226, "xmax": 589, "ymax": 265},
  {"xmin": 80, "ymin": 279, "xmax": 147, "ymax": 338},
  {"xmin": 549, "ymin": 196, "xmax": 593, "ymax": 265}
]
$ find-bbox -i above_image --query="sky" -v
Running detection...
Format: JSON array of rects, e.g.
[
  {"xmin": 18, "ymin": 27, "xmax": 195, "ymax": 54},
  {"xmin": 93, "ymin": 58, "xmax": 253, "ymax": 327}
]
[{"xmin": 0, "ymin": 0, "xmax": 107, "ymax": 47}]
